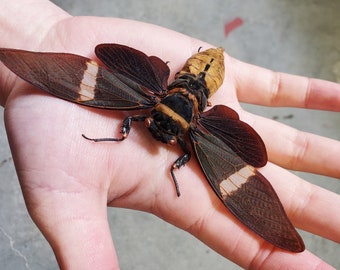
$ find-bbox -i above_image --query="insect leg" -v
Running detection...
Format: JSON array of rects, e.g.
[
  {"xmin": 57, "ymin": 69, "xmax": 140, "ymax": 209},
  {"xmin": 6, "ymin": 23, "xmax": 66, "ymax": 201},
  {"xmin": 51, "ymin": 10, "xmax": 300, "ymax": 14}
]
[
  {"xmin": 170, "ymin": 139, "xmax": 191, "ymax": 197},
  {"xmin": 82, "ymin": 115, "xmax": 147, "ymax": 142}
]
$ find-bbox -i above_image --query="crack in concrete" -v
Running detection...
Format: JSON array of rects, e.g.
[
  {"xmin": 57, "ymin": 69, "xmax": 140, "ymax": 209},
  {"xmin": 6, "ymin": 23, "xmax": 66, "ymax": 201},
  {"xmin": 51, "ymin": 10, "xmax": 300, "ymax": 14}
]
[{"xmin": 0, "ymin": 226, "xmax": 30, "ymax": 269}]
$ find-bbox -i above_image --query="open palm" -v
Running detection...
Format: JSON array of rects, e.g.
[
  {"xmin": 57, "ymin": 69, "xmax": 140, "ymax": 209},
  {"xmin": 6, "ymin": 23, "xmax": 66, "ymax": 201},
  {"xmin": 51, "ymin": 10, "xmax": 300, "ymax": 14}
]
[{"xmin": 1, "ymin": 3, "xmax": 340, "ymax": 270}]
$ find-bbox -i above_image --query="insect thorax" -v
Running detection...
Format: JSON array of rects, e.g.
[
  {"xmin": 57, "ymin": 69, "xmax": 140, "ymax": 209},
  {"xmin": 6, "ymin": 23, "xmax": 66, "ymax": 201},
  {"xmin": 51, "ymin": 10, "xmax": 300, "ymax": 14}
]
[
  {"xmin": 145, "ymin": 91, "xmax": 195, "ymax": 145},
  {"xmin": 168, "ymin": 72, "xmax": 210, "ymax": 112}
]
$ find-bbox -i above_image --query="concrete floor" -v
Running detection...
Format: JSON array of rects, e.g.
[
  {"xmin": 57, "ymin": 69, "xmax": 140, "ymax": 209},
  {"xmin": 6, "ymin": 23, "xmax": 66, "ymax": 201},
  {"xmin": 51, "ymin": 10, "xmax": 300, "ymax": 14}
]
[{"xmin": 0, "ymin": 0, "xmax": 339, "ymax": 269}]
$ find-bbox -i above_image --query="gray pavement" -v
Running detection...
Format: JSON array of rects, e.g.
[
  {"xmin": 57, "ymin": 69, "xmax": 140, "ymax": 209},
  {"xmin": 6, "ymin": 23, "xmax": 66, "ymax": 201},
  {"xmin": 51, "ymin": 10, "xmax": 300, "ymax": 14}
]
[{"xmin": 1, "ymin": 1, "xmax": 339, "ymax": 269}]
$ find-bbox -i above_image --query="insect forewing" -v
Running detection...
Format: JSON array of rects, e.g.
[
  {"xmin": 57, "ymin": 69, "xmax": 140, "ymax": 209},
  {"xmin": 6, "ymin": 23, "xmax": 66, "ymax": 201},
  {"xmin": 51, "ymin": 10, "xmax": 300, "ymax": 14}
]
[
  {"xmin": 95, "ymin": 44, "xmax": 169, "ymax": 95},
  {"xmin": 190, "ymin": 127, "xmax": 305, "ymax": 252},
  {"xmin": 0, "ymin": 48, "xmax": 157, "ymax": 109}
]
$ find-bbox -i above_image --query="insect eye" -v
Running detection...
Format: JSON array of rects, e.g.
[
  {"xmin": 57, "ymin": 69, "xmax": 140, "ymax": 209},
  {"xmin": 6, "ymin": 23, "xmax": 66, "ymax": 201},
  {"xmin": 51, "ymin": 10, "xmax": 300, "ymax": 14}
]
[{"xmin": 169, "ymin": 138, "xmax": 177, "ymax": 145}]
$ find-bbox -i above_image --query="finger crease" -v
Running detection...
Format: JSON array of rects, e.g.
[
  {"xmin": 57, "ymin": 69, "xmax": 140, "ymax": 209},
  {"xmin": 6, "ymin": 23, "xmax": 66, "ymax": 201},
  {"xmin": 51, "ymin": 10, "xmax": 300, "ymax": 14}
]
[
  {"xmin": 269, "ymin": 72, "xmax": 283, "ymax": 106},
  {"xmin": 303, "ymin": 77, "xmax": 313, "ymax": 108},
  {"xmin": 185, "ymin": 208, "xmax": 212, "ymax": 239},
  {"xmin": 290, "ymin": 131, "xmax": 310, "ymax": 170}
]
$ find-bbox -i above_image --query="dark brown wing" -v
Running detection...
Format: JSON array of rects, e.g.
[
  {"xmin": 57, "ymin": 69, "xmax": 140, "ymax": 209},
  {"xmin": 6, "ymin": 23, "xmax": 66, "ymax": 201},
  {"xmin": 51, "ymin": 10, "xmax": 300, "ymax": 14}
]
[
  {"xmin": 95, "ymin": 43, "xmax": 169, "ymax": 95},
  {"xmin": 199, "ymin": 105, "xmax": 267, "ymax": 167},
  {"xmin": 0, "ymin": 48, "xmax": 159, "ymax": 110},
  {"xmin": 189, "ymin": 127, "xmax": 305, "ymax": 252}
]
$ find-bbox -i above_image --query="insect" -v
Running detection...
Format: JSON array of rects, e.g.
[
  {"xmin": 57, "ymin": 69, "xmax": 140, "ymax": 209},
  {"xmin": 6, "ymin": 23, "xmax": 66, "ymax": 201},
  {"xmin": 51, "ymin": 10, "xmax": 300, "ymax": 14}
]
[{"xmin": 0, "ymin": 44, "xmax": 305, "ymax": 252}]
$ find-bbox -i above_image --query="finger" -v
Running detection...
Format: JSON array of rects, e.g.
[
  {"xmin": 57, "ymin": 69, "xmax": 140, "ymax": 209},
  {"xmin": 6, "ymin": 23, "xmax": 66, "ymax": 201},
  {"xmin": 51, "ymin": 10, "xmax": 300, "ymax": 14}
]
[
  {"xmin": 211, "ymin": 164, "xmax": 339, "ymax": 269},
  {"xmin": 48, "ymin": 213, "xmax": 118, "ymax": 270},
  {"xmin": 230, "ymin": 57, "xmax": 340, "ymax": 111},
  {"xmin": 260, "ymin": 164, "xmax": 340, "ymax": 243},
  {"xmin": 190, "ymin": 210, "xmax": 334, "ymax": 270},
  {"xmin": 25, "ymin": 186, "xmax": 119, "ymax": 270},
  {"xmin": 249, "ymin": 250, "xmax": 334, "ymax": 270},
  {"xmin": 173, "ymin": 162, "xmax": 338, "ymax": 269},
  {"xmin": 241, "ymin": 111, "xmax": 340, "ymax": 178}
]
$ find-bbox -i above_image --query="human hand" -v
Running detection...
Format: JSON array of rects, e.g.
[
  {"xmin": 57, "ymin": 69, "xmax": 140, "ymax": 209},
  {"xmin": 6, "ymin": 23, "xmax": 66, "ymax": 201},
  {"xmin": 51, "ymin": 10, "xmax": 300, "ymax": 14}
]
[{"xmin": 1, "ymin": 1, "xmax": 339, "ymax": 269}]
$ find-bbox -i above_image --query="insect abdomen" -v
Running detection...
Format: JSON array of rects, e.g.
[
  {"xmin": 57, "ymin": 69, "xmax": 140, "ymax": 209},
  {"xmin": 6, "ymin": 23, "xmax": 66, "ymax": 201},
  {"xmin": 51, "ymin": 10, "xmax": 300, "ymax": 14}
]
[{"xmin": 175, "ymin": 47, "xmax": 225, "ymax": 97}]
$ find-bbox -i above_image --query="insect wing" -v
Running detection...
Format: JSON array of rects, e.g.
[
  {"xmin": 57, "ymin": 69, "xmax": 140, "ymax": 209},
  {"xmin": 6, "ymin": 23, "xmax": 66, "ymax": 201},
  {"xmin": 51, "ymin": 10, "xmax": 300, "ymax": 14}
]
[
  {"xmin": 95, "ymin": 44, "xmax": 169, "ymax": 95},
  {"xmin": 199, "ymin": 105, "xmax": 267, "ymax": 167},
  {"xmin": 0, "ymin": 49, "xmax": 157, "ymax": 109},
  {"xmin": 190, "ymin": 127, "xmax": 305, "ymax": 252}
]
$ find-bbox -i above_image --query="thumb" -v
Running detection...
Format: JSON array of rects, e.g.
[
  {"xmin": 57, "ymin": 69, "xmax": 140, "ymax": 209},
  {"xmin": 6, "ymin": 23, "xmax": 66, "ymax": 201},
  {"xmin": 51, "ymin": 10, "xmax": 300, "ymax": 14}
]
[
  {"xmin": 30, "ymin": 191, "xmax": 119, "ymax": 270},
  {"xmin": 5, "ymin": 92, "xmax": 120, "ymax": 269}
]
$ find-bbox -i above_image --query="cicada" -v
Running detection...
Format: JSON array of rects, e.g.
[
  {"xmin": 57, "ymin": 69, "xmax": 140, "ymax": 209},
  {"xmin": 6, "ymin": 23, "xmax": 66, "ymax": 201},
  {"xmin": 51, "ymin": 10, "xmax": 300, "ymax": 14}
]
[{"xmin": 0, "ymin": 44, "xmax": 305, "ymax": 252}]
